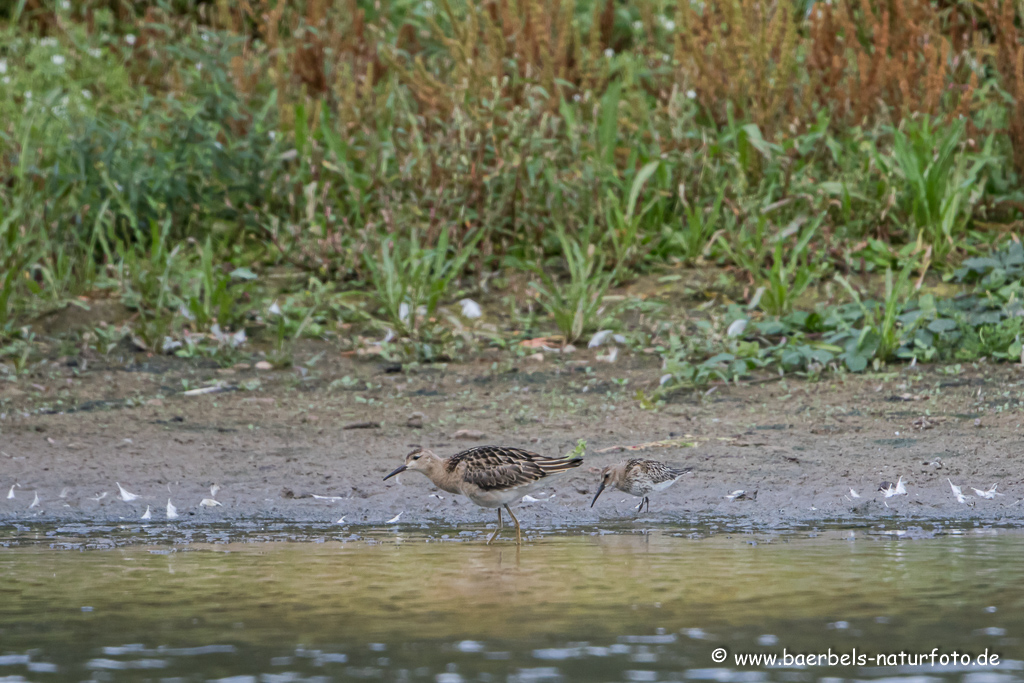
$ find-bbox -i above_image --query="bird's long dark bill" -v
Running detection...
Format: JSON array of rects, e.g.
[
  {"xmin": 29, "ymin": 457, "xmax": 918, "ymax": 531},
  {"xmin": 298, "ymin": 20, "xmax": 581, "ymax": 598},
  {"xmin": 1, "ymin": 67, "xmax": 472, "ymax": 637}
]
[
  {"xmin": 383, "ymin": 464, "xmax": 408, "ymax": 481},
  {"xmin": 590, "ymin": 482, "xmax": 606, "ymax": 507}
]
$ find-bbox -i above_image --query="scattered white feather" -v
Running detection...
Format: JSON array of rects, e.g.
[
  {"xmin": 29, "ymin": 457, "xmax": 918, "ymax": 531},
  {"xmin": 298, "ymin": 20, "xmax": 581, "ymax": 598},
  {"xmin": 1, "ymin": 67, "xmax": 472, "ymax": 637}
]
[
  {"xmin": 521, "ymin": 495, "xmax": 542, "ymax": 503},
  {"xmin": 116, "ymin": 482, "xmax": 140, "ymax": 502},
  {"xmin": 382, "ymin": 328, "xmax": 395, "ymax": 343},
  {"xmin": 141, "ymin": 505, "xmax": 152, "ymax": 520},
  {"xmin": 748, "ymin": 286, "xmax": 766, "ymax": 310},
  {"xmin": 312, "ymin": 494, "xmax": 344, "ymax": 501},
  {"xmin": 336, "ymin": 516, "xmax": 346, "ymax": 524},
  {"xmin": 29, "ymin": 492, "xmax": 40, "ymax": 509},
  {"xmin": 849, "ymin": 488, "xmax": 860, "ymax": 499},
  {"xmin": 429, "ymin": 493, "xmax": 445, "ymax": 500},
  {"xmin": 725, "ymin": 490, "xmax": 746, "ymax": 501},
  {"xmin": 459, "ymin": 298, "xmax": 483, "ymax": 319},
  {"xmin": 659, "ymin": 373, "xmax": 673, "ymax": 386},
  {"xmin": 386, "ymin": 512, "xmax": 402, "ymax": 523},
  {"xmin": 183, "ymin": 385, "xmax": 224, "ymax": 396},
  {"xmin": 588, "ymin": 329, "xmax": 614, "ymax": 348},
  {"xmin": 166, "ymin": 499, "xmax": 179, "ymax": 519},
  {"xmin": 7, "ymin": 483, "xmax": 19, "ymax": 499},
  {"xmin": 399, "ymin": 302, "xmax": 411, "ymax": 324},
  {"xmin": 268, "ymin": 301, "xmax": 282, "ymax": 316},
  {"xmin": 882, "ymin": 476, "xmax": 907, "ymax": 498},
  {"xmin": 90, "ymin": 492, "xmax": 108, "ymax": 501},
  {"xmin": 613, "ymin": 334, "xmax": 627, "ymax": 344},
  {"xmin": 59, "ymin": 487, "xmax": 69, "ymax": 498},
  {"xmin": 200, "ymin": 498, "xmax": 222, "ymax": 507},
  {"xmin": 210, "ymin": 484, "xmax": 221, "ymax": 497},
  {"xmin": 597, "ymin": 347, "xmax": 619, "ymax": 363},
  {"xmin": 726, "ymin": 319, "xmax": 748, "ymax": 337},
  {"xmin": 973, "ymin": 484, "xmax": 1004, "ymax": 500},
  {"xmin": 949, "ymin": 479, "xmax": 967, "ymax": 504}
]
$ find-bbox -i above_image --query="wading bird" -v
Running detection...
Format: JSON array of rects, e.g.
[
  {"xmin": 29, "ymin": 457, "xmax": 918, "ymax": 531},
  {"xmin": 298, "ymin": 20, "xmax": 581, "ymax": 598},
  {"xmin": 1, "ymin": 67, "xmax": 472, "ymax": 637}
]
[
  {"xmin": 591, "ymin": 458, "xmax": 692, "ymax": 513},
  {"xmin": 383, "ymin": 445, "xmax": 584, "ymax": 544}
]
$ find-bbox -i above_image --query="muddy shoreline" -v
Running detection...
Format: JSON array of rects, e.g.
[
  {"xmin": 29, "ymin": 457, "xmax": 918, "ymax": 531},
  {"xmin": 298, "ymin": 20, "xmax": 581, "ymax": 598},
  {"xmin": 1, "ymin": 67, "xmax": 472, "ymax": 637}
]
[{"xmin": 2, "ymin": 344, "xmax": 1024, "ymax": 529}]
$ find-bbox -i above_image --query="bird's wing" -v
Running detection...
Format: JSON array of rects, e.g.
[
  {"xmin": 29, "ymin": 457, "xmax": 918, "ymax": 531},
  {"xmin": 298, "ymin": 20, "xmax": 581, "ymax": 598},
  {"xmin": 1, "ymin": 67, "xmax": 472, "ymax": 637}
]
[{"xmin": 448, "ymin": 446, "xmax": 578, "ymax": 491}]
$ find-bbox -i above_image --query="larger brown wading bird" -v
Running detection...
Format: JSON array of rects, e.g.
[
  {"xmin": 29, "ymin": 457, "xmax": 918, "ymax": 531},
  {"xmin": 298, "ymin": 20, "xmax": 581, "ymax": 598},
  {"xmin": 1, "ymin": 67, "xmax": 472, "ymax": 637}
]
[{"xmin": 383, "ymin": 445, "xmax": 584, "ymax": 544}]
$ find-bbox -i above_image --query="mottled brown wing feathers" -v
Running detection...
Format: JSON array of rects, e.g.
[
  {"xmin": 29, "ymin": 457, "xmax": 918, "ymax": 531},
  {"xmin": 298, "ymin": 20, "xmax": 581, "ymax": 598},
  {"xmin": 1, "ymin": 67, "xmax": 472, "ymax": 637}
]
[
  {"xmin": 447, "ymin": 446, "xmax": 583, "ymax": 491},
  {"xmin": 627, "ymin": 458, "xmax": 692, "ymax": 483}
]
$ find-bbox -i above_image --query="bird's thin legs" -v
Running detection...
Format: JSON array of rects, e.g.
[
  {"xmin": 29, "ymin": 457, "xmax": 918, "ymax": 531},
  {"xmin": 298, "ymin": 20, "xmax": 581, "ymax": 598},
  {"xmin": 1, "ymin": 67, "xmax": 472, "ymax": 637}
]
[
  {"xmin": 487, "ymin": 508, "xmax": 503, "ymax": 545},
  {"xmin": 504, "ymin": 504, "xmax": 522, "ymax": 545}
]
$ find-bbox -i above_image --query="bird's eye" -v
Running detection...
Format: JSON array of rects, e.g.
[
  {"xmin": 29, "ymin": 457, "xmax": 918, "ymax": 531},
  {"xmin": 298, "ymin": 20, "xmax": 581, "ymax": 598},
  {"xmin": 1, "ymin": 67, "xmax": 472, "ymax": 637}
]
[{"xmin": 412, "ymin": 455, "xmax": 421, "ymax": 460}]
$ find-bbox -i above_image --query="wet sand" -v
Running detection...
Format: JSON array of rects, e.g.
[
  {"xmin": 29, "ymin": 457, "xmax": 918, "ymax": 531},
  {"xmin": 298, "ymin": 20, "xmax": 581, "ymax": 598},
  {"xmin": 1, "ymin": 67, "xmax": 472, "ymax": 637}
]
[{"xmin": 2, "ymin": 343, "xmax": 1023, "ymax": 528}]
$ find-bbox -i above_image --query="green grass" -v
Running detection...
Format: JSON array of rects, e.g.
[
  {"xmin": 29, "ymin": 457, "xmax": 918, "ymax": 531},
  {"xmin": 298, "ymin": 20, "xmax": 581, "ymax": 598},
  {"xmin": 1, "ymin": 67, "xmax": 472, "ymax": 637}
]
[{"xmin": 1, "ymin": 2, "xmax": 1024, "ymax": 381}]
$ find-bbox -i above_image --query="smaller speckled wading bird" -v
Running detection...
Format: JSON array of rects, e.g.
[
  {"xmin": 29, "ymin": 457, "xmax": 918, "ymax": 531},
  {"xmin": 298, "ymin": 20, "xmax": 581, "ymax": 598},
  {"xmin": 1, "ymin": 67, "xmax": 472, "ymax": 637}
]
[
  {"xmin": 591, "ymin": 458, "xmax": 692, "ymax": 513},
  {"xmin": 383, "ymin": 445, "xmax": 584, "ymax": 544}
]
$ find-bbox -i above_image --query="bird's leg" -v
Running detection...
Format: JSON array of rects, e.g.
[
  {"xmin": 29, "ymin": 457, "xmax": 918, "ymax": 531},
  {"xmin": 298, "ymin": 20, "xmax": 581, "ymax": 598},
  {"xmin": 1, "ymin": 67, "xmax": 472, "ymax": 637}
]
[
  {"xmin": 487, "ymin": 508, "xmax": 503, "ymax": 545},
  {"xmin": 645, "ymin": 497, "xmax": 651, "ymax": 513},
  {"xmin": 635, "ymin": 498, "xmax": 644, "ymax": 514},
  {"xmin": 504, "ymin": 504, "xmax": 522, "ymax": 545}
]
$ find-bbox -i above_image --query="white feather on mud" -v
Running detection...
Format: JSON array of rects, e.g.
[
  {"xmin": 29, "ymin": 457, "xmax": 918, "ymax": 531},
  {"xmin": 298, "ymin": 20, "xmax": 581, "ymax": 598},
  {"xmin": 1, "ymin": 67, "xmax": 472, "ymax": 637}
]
[
  {"xmin": 210, "ymin": 484, "xmax": 221, "ymax": 497},
  {"xmin": 386, "ymin": 512, "xmax": 402, "ymax": 523},
  {"xmin": 336, "ymin": 516, "xmax": 346, "ymax": 524},
  {"xmin": 166, "ymin": 499, "xmax": 179, "ymax": 519},
  {"xmin": 200, "ymin": 498, "xmax": 222, "ymax": 507},
  {"xmin": 7, "ymin": 483, "xmax": 19, "ymax": 499},
  {"xmin": 141, "ymin": 505, "xmax": 152, "ymax": 520},
  {"xmin": 116, "ymin": 482, "xmax": 140, "ymax": 501},
  {"xmin": 183, "ymin": 385, "xmax": 228, "ymax": 396},
  {"xmin": 312, "ymin": 494, "xmax": 344, "ymax": 501},
  {"xmin": 597, "ymin": 347, "xmax": 619, "ymax": 363},
  {"xmin": 949, "ymin": 479, "xmax": 968, "ymax": 504},
  {"xmin": 90, "ymin": 492, "xmax": 108, "ymax": 501},
  {"xmin": 521, "ymin": 493, "xmax": 555, "ymax": 504},
  {"xmin": 973, "ymin": 484, "xmax": 1004, "ymax": 500},
  {"xmin": 459, "ymin": 298, "xmax": 483, "ymax": 319},
  {"xmin": 882, "ymin": 476, "xmax": 907, "ymax": 498},
  {"xmin": 588, "ymin": 330, "xmax": 613, "ymax": 348},
  {"xmin": 849, "ymin": 488, "xmax": 861, "ymax": 498},
  {"xmin": 29, "ymin": 492, "xmax": 40, "ymax": 508}
]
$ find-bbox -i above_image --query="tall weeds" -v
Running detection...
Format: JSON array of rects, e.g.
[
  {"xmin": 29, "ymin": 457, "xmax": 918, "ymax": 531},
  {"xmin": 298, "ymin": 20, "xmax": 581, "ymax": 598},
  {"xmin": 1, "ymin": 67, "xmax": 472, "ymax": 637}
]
[{"xmin": 1, "ymin": 0, "xmax": 1023, "ymax": 344}]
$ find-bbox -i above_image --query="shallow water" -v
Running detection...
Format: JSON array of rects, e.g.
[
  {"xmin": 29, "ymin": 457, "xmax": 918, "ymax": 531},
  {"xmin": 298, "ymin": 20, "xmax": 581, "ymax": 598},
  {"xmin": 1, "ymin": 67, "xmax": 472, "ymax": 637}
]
[{"xmin": 0, "ymin": 522, "xmax": 1022, "ymax": 682}]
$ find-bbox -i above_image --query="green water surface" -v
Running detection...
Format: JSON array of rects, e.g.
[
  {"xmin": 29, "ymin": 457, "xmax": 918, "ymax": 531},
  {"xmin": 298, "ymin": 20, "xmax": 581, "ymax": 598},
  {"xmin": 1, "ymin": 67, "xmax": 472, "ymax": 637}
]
[{"xmin": 0, "ymin": 523, "xmax": 1021, "ymax": 682}]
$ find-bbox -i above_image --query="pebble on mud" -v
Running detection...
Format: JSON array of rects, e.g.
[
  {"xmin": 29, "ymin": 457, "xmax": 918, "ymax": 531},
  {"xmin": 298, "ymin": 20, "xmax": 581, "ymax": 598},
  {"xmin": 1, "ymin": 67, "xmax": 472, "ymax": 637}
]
[
  {"xmin": 407, "ymin": 412, "xmax": 425, "ymax": 429},
  {"xmin": 343, "ymin": 420, "xmax": 381, "ymax": 430},
  {"xmin": 453, "ymin": 429, "xmax": 485, "ymax": 440},
  {"xmin": 254, "ymin": 360, "xmax": 273, "ymax": 371}
]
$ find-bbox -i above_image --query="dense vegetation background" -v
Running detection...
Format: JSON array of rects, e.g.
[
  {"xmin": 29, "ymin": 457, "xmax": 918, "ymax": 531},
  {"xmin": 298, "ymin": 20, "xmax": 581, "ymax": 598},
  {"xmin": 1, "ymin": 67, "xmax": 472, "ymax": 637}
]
[{"xmin": 2, "ymin": 0, "xmax": 1024, "ymax": 391}]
